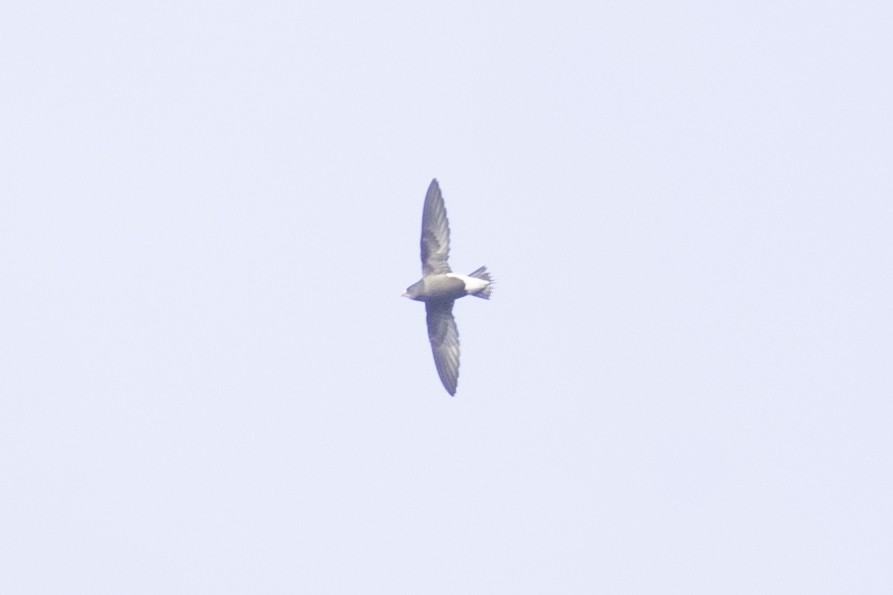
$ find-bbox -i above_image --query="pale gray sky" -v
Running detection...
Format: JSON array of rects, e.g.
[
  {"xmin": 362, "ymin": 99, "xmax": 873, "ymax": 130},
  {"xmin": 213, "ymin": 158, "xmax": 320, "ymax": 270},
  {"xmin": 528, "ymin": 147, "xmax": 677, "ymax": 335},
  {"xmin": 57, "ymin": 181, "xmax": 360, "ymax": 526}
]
[{"xmin": 2, "ymin": 2, "xmax": 891, "ymax": 593}]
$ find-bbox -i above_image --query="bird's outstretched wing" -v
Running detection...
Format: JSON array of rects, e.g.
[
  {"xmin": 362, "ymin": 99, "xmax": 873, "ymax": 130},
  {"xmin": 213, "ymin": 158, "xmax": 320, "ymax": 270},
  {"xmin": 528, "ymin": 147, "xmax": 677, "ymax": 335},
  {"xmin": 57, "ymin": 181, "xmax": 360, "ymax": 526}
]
[
  {"xmin": 420, "ymin": 179, "xmax": 451, "ymax": 275},
  {"xmin": 425, "ymin": 300, "xmax": 460, "ymax": 395}
]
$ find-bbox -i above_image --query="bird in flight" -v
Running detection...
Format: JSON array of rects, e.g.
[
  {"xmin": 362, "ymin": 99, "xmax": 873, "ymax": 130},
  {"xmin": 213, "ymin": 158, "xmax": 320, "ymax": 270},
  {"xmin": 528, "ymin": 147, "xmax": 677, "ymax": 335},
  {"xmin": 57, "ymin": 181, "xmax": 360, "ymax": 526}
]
[{"xmin": 403, "ymin": 179, "xmax": 492, "ymax": 396}]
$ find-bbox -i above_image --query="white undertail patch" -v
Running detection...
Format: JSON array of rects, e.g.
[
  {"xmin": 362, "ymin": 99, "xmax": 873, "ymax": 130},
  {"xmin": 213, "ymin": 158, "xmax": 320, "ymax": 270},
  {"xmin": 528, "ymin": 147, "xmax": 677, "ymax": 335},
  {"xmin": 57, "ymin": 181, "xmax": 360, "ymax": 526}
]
[{"xmin": 446, "ymin": 273, "xmax": 490, "ymax": 295}]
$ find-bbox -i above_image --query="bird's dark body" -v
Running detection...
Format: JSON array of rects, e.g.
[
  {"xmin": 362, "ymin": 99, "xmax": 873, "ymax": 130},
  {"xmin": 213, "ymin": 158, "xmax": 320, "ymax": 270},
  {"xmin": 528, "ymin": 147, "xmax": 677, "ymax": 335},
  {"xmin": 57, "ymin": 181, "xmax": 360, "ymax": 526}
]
[{"xmin": 404, "ymin": 275, "xmax": 468, "ymax": 303}]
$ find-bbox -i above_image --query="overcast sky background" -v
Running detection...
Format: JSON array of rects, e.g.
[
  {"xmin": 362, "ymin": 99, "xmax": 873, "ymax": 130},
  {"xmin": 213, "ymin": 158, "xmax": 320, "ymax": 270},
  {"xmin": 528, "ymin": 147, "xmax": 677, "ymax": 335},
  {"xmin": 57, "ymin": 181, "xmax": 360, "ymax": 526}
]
[{"xmin": 2, "ymin": 2, "xmax": 891, "ymax": 593}]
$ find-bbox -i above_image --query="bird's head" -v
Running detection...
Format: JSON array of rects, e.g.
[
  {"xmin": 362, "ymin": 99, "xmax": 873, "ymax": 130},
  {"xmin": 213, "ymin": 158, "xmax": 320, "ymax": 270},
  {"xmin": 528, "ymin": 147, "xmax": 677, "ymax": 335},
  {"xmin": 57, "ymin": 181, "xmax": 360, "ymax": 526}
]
[{"xmin": 403, "ymin": 280, "xmax": 424, "ymax": 300}]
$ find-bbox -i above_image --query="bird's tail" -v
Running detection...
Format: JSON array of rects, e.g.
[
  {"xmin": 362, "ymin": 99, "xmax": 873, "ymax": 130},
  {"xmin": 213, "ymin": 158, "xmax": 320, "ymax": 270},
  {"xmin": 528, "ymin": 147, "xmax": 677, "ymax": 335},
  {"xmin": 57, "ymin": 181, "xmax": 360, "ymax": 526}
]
[{"xmin": 468, "ymin": 266, "xmax": 494, "ymax": 299}]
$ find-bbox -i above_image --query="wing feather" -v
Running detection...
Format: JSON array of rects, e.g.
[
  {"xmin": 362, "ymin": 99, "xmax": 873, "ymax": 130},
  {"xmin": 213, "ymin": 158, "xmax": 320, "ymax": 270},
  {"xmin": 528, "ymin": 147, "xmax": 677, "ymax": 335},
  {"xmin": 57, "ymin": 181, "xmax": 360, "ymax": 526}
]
[
  {"xmin": 420, "ymin": 179, "xmax": 451, "ymax": 275},
  {"xmin": 425, "ymin": 300, "xmax": 460, "ymax": 395}
]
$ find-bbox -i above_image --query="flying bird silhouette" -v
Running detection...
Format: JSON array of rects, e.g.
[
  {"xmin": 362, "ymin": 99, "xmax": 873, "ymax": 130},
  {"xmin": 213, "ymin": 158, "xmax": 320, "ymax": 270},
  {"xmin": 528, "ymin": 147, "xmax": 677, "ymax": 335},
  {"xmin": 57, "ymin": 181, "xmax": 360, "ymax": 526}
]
[{"xmin": 403, "ymin": 179, "xmax": 492, "ymax": 395}]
